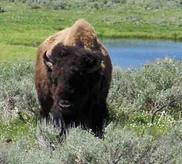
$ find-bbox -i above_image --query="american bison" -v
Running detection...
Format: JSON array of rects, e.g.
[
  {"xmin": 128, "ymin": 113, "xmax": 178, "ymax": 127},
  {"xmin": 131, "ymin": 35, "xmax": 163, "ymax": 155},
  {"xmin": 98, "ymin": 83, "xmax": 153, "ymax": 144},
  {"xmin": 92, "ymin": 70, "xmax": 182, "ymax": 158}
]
[{"xmin": 35, "ymin": 19, "xmax": 112, "ymax": 137}]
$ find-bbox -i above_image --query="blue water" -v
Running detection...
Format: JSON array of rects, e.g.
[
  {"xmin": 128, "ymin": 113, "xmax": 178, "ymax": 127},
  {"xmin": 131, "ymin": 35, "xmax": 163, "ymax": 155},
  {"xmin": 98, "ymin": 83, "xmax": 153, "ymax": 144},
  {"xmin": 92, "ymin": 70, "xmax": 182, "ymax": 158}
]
[{"xmin": 103, "ymin": 39, "xmax": 182, "ymax": 68}]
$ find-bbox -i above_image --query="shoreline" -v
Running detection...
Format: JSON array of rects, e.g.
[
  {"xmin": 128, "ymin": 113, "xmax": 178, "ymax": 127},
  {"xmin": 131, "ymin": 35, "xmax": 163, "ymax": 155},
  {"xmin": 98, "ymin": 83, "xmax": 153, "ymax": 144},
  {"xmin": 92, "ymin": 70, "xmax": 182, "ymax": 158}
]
[{"xmin": 98, "ymin": 34, "xmax": 182, "ymax": 42}]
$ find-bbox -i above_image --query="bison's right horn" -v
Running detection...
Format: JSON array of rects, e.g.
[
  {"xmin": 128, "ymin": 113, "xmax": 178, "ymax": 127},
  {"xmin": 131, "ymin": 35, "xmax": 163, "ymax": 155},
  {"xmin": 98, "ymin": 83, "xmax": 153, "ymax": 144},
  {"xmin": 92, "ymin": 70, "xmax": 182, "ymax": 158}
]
[{"xmin": 43, "ymin": 51, "xmax": 53, "ymax": 71}]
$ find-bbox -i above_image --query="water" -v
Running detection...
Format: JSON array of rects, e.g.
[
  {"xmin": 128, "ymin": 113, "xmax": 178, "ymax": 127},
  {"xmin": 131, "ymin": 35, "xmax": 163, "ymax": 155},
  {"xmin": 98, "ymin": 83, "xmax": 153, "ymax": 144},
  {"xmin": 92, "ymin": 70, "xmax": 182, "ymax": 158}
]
[{"xmin": 103, "ymin": 39, "xmax": 182, "ymax": 68}]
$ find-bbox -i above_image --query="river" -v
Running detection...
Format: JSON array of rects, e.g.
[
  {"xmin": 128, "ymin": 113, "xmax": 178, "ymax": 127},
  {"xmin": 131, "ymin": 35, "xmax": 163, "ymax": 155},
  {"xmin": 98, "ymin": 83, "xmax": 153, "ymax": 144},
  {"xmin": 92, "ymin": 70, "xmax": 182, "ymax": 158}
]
[{"xmin": 103, "ymin": 39, "xmax": 182, "ymax": 68}]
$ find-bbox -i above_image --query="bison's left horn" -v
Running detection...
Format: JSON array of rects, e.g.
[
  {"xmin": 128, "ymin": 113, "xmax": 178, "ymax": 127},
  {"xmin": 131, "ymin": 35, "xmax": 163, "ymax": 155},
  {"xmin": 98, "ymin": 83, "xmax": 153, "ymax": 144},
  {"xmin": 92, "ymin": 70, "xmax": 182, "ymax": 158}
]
[
  {"xmin": 87, "ymin": 60, "xmax": 104, "ymax": 73},
  {"xmin": 43, "ymin": 51, "xmax": 53, "ymax": 71}
]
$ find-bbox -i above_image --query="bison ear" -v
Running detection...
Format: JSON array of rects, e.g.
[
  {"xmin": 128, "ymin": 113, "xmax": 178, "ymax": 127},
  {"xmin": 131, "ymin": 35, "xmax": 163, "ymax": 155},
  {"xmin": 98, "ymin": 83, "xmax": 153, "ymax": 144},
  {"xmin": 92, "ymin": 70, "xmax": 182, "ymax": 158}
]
[{"xmin": 43, "ymin": 52, "xmax": 53, "ymax": 71}]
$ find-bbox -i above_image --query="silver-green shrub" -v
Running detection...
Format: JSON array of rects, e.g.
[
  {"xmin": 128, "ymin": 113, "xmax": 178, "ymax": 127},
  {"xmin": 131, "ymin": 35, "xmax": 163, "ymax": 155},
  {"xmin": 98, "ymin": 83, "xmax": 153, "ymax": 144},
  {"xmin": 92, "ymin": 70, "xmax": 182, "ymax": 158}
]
[
  {"xmin": 0, "ymin": 59, "xmax": 182, "ymax": 163},
  {"xmin": 1, "ymin": 123, "xmax": 182, "ymax": 163},
  {"xmin": 10, "ymin": 0, "xmax": 182, "ymax": 10},
  {"xmin": 0, "ymin": 61, "xmax": 38, "ymax": 123},
  {"xmin": 108, "ymin": 59, "xmax": 182, "ymax": 121}
]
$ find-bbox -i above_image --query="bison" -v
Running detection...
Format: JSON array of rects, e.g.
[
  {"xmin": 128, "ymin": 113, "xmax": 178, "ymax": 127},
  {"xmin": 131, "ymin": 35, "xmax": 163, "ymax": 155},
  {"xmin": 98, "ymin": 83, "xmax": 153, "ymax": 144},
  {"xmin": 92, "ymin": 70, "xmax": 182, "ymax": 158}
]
[{"xmin": 35, "ymin": 19, "xmax": 112, "ymax": 137}]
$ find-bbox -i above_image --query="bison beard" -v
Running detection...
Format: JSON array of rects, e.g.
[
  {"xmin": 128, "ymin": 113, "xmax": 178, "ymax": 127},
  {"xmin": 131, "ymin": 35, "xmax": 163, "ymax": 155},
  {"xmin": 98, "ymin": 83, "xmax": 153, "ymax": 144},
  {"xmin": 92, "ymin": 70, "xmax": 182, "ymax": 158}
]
[{"xmin": 35, "ymin": 44, "xmax": 109, "ymax": 137}]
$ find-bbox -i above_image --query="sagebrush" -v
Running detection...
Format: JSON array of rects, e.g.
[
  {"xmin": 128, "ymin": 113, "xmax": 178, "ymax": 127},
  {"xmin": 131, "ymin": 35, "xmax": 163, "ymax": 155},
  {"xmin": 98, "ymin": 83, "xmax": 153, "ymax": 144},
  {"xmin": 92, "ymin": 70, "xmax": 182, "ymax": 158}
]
[{"xmin": 0, "ymin": 59, "xmax": 182, "ymax": 163}]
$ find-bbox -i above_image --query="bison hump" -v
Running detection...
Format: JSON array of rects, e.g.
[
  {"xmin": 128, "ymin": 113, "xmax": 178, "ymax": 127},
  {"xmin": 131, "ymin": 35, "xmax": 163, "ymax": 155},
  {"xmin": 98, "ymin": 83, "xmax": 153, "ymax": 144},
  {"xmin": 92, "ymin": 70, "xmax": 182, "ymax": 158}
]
[{"xmin": 64, "ymin": 19, "xmax": 98, "ymax": 49}]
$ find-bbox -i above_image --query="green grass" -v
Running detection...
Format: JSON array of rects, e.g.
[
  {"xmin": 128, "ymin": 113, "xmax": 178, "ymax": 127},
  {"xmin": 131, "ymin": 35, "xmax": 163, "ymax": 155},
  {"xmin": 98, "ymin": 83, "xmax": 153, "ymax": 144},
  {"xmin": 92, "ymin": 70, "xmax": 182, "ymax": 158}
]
[
  {"xmin": 0, "ymin": 1, "xmax": 182, "ymax": 61},
  {"xmin": 0, "ymin": 43, "xmax": 36, "ymax": 62},
  {"xmin": 0, "ymin": 118, "xmax": 36, "ymax": 142}
]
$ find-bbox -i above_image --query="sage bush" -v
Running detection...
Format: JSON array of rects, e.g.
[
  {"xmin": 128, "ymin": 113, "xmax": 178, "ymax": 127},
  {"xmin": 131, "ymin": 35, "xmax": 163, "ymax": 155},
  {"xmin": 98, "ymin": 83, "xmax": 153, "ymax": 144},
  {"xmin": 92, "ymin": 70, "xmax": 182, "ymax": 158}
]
[{"xmin": 0, "ymin": 59, "xmax": 182, "ymax": 163}]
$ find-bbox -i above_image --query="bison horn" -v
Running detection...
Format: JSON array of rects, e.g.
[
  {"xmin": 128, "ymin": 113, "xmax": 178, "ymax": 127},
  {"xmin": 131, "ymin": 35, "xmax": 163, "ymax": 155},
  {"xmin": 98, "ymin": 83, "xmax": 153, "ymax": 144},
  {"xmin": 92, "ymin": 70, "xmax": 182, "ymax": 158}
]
[
  {"xmin": 87, "ymin": 60, "xmax": 104, "ymax": 73},
  {"xmin": 43, "ymin": 51, "xmax": 53, "ymax": 71}
]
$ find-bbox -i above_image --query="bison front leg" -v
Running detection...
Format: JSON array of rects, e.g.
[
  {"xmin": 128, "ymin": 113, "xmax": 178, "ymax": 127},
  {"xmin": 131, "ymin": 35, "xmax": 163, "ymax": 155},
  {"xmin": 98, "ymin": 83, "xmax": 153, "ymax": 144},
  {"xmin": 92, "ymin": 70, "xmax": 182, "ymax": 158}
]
[
  {"xmin": 90, "ymin": 101, "xmax": 108, "ymax": 138},
  {"xmin": 37, "ymin": 91, "xmax": 53, "ymax": 121}
]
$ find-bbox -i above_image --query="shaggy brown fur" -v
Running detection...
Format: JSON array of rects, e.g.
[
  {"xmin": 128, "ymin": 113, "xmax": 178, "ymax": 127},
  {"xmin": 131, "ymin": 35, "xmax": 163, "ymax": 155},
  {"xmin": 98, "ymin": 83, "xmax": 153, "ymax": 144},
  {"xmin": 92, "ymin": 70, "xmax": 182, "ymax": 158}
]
[{"xmin": 35, "ymin": 19, "xmax": 112, "ymax": 137}]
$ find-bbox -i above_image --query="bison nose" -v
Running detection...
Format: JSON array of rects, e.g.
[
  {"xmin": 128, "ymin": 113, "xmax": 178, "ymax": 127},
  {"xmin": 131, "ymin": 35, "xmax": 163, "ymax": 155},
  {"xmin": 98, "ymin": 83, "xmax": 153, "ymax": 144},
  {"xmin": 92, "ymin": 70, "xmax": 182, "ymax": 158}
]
[{"xmin": 58, "ymin": 99, "xmax": 71, "ymax": 108}]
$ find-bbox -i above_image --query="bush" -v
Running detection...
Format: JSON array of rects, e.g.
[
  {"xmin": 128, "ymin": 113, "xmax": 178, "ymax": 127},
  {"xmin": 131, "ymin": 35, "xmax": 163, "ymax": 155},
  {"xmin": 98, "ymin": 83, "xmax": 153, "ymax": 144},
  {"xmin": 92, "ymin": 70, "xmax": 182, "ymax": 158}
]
[
  {"xmin": 24, "ymin": 0, "xmax": 126, "ymax": 10},
  {"xmin": 1, "ymin": 123, "xmax": 182, "ymax": 163},
  {"xmin": 0, "ymin": 59, "xmax": 182, "ymax": 163},
  {"xmin": 108, "ymin": 59, "xmax": 182, "ymax": 121},
  {"xmin": 0, "ymin": 61, "xmax": 38, "ymax": 123},
  {"xmin": 1, "ymin": 59, "xmax": 181, "ymax": 124},
  {"xmin": 8, "ymin": 0, "xmax": 182, "ymax": 10}
]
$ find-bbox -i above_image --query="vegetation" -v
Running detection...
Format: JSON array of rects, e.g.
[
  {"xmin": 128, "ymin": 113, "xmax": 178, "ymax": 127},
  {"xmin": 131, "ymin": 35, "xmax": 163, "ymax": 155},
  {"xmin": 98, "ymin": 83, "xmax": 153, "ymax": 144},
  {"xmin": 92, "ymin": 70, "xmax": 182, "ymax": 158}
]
[
  {"xmin": 0, "ymin": 0, "xmax": 182, "ymax": 61},
  {"xmin": 0, "ymin": 0, "xmax": 182, "ymax": 163},
  {"xmin": 0, "ymin": 59, "xmax": 182, "ymax": 163}
]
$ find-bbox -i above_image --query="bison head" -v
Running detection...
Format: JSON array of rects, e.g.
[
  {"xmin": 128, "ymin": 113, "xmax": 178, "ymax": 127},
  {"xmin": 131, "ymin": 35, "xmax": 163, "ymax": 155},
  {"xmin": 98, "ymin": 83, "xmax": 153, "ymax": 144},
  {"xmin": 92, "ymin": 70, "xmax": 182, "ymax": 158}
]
[{"xmin": 43, "ymin": 44, "xmax": 104, "ymax": 131}]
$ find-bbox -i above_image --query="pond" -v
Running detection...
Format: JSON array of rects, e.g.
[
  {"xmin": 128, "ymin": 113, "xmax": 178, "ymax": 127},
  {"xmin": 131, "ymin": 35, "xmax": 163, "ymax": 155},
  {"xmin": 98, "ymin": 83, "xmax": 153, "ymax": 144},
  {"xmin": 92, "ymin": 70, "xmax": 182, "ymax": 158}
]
[{"xmin": 103, "ymin": 39, "xmax": 182, "ymax": 68}]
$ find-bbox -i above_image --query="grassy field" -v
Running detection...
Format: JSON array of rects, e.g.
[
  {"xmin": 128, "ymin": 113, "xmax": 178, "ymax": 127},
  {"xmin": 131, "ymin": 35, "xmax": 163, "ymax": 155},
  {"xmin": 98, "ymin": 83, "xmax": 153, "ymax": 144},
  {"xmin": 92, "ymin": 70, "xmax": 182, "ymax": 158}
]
[
  {"xmin": 0, "ymin": 0, "xmax": 182, "ymax": 62},
  {"xmin": 0, "ymin": 0, "xmax": 182, "ymax": 163}
]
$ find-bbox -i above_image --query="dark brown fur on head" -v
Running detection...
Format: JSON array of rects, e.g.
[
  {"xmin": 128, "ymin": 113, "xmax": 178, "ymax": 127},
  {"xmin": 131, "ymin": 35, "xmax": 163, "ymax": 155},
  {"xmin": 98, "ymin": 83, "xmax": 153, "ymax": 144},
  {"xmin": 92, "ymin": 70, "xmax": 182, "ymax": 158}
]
[
  {"xmin": 43, "ymin": 44, "xmax": 107, "ymax": 137},
  {"xmin": 45, "ymin": 44, "xmax": 102, "ymax": 72}
]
